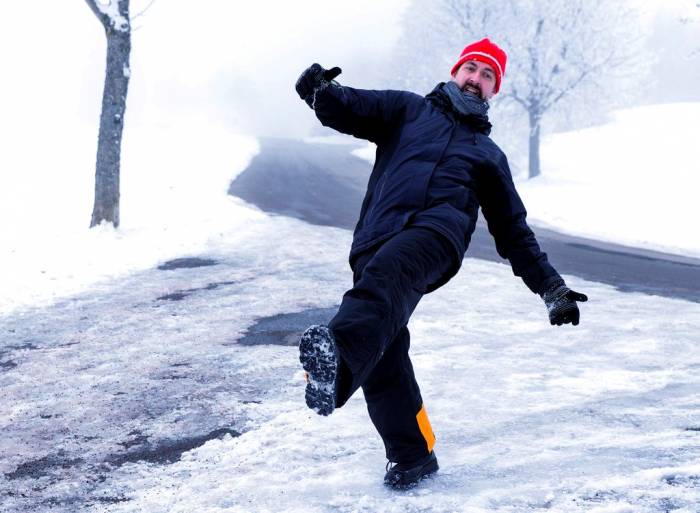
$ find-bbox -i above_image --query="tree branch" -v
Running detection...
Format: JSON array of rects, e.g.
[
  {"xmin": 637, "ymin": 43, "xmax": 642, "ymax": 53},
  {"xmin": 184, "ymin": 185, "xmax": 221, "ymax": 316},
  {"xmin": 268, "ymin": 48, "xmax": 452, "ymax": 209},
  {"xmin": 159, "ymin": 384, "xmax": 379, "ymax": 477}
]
[
  {"xmin": 132, "ymin": 0, "xmax": 156, "ymax": 21},
  {"xmin": 84, "ymin": 0, "xmax": 111, "ymax": 27},
  {"xmin": 542, "ymin": 68, "xmax": 590, "ymax": 112},
  {"xmin": 505, "ymin": 85, "xmax": 530, "ymax": 110}
]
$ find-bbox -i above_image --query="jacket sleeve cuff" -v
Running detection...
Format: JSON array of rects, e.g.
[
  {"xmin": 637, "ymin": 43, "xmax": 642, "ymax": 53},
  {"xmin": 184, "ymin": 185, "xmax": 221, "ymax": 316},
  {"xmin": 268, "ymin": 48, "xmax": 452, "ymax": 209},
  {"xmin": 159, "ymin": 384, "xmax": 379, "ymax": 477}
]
[{"xmin": 537, "ymin": 276, "xmax": 566, "ymax": 298}]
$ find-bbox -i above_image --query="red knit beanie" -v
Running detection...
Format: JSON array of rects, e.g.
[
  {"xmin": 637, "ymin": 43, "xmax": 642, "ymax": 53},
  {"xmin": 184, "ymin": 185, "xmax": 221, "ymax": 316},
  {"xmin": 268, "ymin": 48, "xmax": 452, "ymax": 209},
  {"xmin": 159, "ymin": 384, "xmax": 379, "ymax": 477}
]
[{"xmin": 450, "ymin": 38, "xmax": 508, "ymax": 94}]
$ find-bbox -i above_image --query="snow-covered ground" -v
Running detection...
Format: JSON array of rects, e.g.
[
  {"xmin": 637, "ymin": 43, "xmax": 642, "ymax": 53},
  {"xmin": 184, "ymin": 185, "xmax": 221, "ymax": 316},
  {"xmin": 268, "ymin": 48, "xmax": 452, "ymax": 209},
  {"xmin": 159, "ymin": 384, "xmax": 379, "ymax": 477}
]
[
  {"xmin": 519, "ymin": 102, "xmax": 700, "ymax": 259},
  {"xmin": 2, "ymin": 196, "xmax": 699, "ymax": 512},
  {"xmin": 1, "ymin": 110, "xmax": 700, "ymax": 510},
  {"xmin": 117, "ymin": 260, "xmax": 699, "ymax": 513},
  {"xmin": 95, "ymin": 270, "xmax": 700, "ymax": 513},
  {"xmin": 0, "ymin": 122, "xmax": 259, "ymax": 315}
]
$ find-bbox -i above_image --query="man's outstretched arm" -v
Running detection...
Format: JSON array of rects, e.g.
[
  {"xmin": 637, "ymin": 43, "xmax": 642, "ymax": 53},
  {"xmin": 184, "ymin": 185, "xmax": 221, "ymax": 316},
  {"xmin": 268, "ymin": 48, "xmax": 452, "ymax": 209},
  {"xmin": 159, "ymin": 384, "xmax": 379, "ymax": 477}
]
[
  {"xmin": 295, "ymin": 63, "xmax": 410, "ymax": 145},
  {"xmin": 478, "ymin": 152, "xmax": 588, "ymax": 326}
]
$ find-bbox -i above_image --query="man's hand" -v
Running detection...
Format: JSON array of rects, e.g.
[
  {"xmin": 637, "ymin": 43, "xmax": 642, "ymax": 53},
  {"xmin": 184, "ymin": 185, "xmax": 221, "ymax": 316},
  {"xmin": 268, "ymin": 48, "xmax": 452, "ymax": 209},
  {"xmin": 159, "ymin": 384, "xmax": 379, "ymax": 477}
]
[
  {"xmin": 540, "ymin": 280, "xmax": 588, "ymax": 326},
  {"xmin": 295, "ymin": 63, "xmax": 342, "ymax": 108}
]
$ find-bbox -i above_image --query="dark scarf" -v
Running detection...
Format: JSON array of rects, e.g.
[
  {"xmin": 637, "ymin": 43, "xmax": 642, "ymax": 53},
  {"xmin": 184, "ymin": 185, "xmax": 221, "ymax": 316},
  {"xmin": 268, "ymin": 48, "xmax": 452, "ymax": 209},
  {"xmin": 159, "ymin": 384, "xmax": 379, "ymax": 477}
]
[
  {"xmin": 443, "ymin": 80, "xmax": 490, "ymax": 117},
  {"xmin": 426, "ymin": 81, "xmax": 492, "ymax": 135}
]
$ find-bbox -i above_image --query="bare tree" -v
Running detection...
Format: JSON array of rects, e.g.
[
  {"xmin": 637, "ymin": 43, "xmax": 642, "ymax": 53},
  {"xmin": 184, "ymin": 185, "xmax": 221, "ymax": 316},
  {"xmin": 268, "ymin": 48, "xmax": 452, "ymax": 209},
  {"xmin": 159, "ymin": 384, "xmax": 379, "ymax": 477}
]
[
  {"xmin": 85, "ymin": 0, "xmax": 131, "ymax": 228},
  {"xmin": 392, "ymin": 0, "xmax": 646, "ymax": 178}
]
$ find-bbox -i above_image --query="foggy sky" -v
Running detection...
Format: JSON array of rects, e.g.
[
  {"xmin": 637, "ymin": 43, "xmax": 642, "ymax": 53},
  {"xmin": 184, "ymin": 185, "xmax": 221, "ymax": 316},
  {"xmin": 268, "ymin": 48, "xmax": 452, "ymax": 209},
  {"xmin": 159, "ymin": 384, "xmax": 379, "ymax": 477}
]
[
  {"xmin": 0, "ymin": 0, "xmax": 696, "ymax": 143},
  {"xmin": 0, "ymin": 1, "xmax": 407, "ymax": 141}
]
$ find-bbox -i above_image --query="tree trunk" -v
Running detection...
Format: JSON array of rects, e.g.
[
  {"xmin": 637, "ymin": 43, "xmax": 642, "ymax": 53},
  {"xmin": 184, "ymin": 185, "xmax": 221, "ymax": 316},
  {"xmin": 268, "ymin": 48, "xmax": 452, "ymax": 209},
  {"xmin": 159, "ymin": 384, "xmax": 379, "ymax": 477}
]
[
  {"xmin": 528, "ymin": 109, "xmax": 541, "ymax": 179},
  {"xmin": 89, "ymin": 4, "xmax": 131, "ymax": 228}
]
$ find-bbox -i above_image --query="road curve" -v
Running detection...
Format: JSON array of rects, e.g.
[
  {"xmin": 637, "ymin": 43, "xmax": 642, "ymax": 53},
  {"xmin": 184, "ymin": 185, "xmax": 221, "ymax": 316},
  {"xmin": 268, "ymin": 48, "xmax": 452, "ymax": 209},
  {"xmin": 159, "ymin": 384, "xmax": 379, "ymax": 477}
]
[{"xmin": 229, "ymin": 137, "xmax": 700, "ymax": 303}]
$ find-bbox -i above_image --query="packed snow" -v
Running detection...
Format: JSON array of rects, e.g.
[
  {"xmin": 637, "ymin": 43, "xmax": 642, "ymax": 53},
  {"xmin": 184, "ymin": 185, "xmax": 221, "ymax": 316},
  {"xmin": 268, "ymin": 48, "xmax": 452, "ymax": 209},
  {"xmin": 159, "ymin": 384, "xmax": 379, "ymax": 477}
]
[
  {"xmin": 1, "ymin": 114, "xmax": 699, "ymax": 510},
  {"xmin": 2, "ymin": 195, "xmax": 699, "ymax": 511},
  {"xmin": 91, "ymin": 253, "xmax": 700, "ymax": 513}
]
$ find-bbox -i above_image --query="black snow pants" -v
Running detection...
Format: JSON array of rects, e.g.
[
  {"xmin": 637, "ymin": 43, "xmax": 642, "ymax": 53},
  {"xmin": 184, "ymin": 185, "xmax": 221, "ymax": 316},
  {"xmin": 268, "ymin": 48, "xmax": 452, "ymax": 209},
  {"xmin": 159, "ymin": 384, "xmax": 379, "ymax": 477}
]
[{"xmin": 327, "ymin": 226, "xmax": 456, "ymax": 463}]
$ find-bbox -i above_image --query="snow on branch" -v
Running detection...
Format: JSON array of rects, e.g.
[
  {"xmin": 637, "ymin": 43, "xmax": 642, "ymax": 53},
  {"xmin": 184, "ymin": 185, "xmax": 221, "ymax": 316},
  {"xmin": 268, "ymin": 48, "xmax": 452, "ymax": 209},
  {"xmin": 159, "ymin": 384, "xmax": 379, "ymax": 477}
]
[{"xmin": 85, "ymin": 0, "xmax": 130, "ymax": 33}]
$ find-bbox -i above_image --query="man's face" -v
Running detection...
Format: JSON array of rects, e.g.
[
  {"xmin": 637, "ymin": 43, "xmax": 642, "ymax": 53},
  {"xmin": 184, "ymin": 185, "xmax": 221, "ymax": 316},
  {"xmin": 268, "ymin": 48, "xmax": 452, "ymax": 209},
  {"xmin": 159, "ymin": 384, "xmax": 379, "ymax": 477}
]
[{"xmin": 451, "ymin": 60, "xmax": 497, "ymax": 101}]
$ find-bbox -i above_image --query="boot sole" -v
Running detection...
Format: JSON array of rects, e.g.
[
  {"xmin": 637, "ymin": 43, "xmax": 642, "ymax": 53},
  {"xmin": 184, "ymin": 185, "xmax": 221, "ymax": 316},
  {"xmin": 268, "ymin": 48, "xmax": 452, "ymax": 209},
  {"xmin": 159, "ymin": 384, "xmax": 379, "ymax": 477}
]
[{"xmin": 299, "ymin": 325, "xmax": 338, "ymax": 416}]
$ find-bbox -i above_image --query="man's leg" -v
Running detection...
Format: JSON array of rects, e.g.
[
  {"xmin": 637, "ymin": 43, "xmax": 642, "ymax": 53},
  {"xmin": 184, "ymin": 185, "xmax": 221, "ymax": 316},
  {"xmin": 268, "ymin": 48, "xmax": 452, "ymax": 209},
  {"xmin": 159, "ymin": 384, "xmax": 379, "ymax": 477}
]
[
  {"xmin": 329, "ymin": 226, "xmax": 454, "ymax": 407},
  {"xmin": 300, "ymin": 227, "xmax": 453, "ymax": 417},
  {"xmin": 362, "ymin": 325, "xmax": 435, "ymax": 464},
  {"xmin": 300, "ymin": 226, "xmax": 451, "ymax": 486}
]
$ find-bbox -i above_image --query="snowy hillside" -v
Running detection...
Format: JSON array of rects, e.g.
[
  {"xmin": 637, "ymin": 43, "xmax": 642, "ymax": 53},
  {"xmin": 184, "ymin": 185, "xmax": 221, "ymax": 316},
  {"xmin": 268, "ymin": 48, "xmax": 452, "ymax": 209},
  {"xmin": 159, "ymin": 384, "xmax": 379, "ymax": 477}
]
[
  {"xmin": 519, "ymin": 102, "xmax": 700, "ymax": 258},
  {"xmin": 351, "ymin": 102, "xmax": 700, "ymax": 259}
]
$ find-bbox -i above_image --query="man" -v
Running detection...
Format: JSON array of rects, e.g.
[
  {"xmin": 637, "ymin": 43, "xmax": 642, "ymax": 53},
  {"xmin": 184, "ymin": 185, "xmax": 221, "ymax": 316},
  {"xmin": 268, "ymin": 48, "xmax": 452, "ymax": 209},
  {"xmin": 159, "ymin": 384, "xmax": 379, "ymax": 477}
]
[{"xmin": 295, "ymin": 38, "xmax": 588, "ymax": 489}]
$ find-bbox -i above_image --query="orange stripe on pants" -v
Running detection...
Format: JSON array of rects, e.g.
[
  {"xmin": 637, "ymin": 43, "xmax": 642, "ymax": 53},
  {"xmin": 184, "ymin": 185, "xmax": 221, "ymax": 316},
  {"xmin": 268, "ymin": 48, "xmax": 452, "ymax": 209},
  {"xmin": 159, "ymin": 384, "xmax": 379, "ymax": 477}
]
[{"xmin": 416, "ymin": 404, "xmax": 436, "ymax": 453}]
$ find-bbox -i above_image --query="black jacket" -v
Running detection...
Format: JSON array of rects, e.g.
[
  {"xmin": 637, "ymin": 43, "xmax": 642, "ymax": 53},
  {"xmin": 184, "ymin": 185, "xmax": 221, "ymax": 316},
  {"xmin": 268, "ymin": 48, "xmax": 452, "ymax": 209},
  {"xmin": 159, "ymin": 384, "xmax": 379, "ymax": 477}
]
[{"xmin": 312, "ymin": 80, "xmax": 561, "ymax": 294}]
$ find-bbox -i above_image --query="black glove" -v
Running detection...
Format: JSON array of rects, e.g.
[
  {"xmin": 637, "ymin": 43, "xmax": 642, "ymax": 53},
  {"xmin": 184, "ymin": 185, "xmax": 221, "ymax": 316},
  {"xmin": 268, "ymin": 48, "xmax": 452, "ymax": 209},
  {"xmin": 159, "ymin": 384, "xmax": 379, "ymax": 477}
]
[
  {"xmin": 295, "ymin": 63, "xmax": 342, "ymax": 108},
  {"xmin": 540, "ymin": 279, "xmax": 588, "ymax": 326}
]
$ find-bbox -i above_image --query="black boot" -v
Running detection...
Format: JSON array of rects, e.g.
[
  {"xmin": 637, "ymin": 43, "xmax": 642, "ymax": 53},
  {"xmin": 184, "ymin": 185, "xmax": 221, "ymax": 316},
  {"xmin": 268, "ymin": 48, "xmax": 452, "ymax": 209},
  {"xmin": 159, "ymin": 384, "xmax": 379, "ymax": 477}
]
[
  {"xmin": 299, "ymin": 325, "xmax": 339, "ymax": 416},
  {"xmin": 384, "ymin": 451, "xmax": 439, "ymax": 489}
]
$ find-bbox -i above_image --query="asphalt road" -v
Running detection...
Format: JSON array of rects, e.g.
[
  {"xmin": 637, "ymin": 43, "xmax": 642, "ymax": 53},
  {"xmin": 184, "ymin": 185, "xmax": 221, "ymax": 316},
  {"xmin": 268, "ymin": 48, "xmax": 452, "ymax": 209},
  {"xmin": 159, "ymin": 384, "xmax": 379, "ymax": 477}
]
[{"xmin": 230, "ymin": 137, "xmax": 700, "ymax": 303}]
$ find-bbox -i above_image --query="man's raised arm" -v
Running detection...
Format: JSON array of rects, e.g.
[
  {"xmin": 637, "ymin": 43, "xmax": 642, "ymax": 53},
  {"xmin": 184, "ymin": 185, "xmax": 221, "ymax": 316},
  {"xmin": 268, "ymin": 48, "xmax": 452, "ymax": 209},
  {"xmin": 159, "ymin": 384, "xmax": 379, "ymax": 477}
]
[{"xmin": 295, "ymin": 63, "xmax": 409, "ymax": 145}]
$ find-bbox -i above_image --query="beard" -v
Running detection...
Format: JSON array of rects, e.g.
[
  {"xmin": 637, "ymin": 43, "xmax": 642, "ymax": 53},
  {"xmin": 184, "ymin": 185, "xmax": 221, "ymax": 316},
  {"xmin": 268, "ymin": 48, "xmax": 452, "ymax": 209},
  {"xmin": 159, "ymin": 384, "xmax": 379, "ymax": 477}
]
[{"xmin": 461, "ymin": 83, "xmax": 483, "ymax": 100}]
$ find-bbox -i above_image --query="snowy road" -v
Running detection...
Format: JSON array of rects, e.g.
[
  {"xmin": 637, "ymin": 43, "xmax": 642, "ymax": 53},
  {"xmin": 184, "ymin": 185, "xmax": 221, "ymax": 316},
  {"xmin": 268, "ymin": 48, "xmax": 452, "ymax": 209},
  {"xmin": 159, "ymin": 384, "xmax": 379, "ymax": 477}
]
[
  {"xmin": 2, "ymin": 202, "xmax": 700, "ymax": 512},
  {"xmin": 231, "ymin": 137, "xmax": 700, "ymax": 303}
]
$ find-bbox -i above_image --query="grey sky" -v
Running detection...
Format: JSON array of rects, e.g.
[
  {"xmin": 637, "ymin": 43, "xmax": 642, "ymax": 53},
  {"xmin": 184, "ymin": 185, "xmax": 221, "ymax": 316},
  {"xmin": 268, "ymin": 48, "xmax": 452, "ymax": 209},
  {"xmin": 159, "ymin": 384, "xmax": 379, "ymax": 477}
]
[
  {"xmin": 1, "ymin": 0, "xmax": 695, "ymax": 141},
  {"xmin": 0, "ymin": 1, "xmax": 408, "ymax": 139}
]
